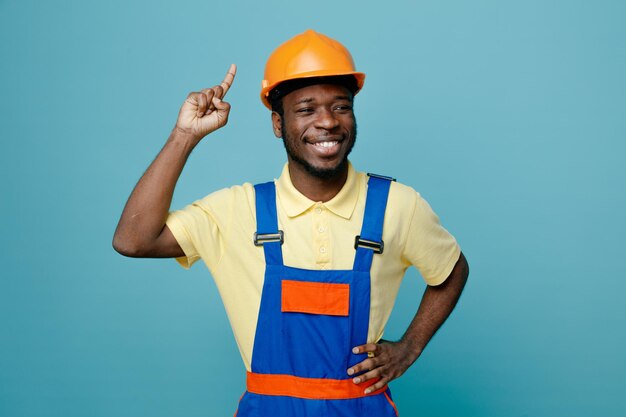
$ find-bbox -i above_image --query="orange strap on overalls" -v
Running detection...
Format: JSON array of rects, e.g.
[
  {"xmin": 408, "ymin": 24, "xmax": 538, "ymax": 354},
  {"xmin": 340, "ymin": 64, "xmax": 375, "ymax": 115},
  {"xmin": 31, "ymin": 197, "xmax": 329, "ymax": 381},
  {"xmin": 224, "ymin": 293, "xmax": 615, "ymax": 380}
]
[{"xmin": 246, "ymin": 371, "xmax": 388, "ymax": 400}]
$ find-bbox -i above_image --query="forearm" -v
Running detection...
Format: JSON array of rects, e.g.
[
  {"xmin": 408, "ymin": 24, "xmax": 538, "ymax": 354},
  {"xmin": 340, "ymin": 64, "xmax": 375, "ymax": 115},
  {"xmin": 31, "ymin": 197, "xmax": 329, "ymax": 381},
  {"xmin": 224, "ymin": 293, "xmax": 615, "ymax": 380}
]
[
  {"xmin": 112, "ymin": 129, "xmax": 198, "ymax": 256},
  {"xmin": 400, "ymin": 252, "xmax": 469, "ymax": 361},
  {"xmin": 112, "ymin": 65, "xmax": 236, "ymax": 257}
]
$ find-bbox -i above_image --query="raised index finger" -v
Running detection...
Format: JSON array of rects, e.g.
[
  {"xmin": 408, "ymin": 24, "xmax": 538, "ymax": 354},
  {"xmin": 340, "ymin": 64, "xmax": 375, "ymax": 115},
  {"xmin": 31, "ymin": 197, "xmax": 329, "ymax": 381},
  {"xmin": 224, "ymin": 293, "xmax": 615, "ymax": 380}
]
[{"xmin": 219, "ymin": 63, "xmax": 237, "ymax": 98}]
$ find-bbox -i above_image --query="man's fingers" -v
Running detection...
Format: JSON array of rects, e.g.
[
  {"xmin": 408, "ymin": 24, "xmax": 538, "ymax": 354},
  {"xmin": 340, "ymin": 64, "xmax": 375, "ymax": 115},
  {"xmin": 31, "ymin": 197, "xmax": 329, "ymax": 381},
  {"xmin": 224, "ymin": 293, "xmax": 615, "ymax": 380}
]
[
  {"xmin": 351, "ymin": 365, "xmax": 381, "ymax": 383},
  {"xmin": 347, "ymin": 356, "xmax": 378, "ymax": 376},
  {"xmin": 212, "ymin": 85, "xmax": 224, "ymax": 100},
  {"xmin": 212, "ymin": 96, "xmax": 230, "ymax": 111},
  {"xmin": 198, "ymin": 89, "xmax": 215, "ymax": 114},
  {"xmin": 348, "ymin": 341, "xmax": 411, "ymax": 393},
  {"xmin": 186, "ymin": 64, "xmax": 235, "ymax": 117},
  {"xmin": 364, "ymin": 377, "xmax": 389, "ymax": 395},
  {"xmin": 195, "ymin": 93, "xmax": 207, "ymax": 117},
  {"xmin": 185, "ymin": 92, "xmax": 199, "ymax": 106},
  {"xmin": 347, "ymin": 343, "xmax": 381, "ymax": 375},
  {"xmin": 352, "ymin": 343, "xmax": 378, "ymax": 355},
  {"xmin": 219, "ymin": 63, "xmax": 237, "ymax": 98}
]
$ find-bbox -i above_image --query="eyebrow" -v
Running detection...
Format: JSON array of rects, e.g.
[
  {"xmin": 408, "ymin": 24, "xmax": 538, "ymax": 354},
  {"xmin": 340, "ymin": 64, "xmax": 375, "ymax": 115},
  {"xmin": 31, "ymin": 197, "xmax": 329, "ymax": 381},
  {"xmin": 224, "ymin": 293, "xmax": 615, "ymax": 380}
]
[
  {"xmin": 295, "ymin": 97, "xmax": 314, "ymax": 105},
  {"xmin": 294, "ymin": 95, "xmax": 352, "ymax": 105}
]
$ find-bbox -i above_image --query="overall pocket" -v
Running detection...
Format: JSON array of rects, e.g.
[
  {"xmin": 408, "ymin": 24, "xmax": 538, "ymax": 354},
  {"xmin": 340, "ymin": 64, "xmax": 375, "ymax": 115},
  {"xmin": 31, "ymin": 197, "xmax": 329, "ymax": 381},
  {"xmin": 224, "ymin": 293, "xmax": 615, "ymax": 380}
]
[
  {"xmin": 281, "ymin": 280, "xmax": 350, "ymax": 316},
  {"xmin": 280, "ymin": 279, "xmax": 352, "ymax": 378}
]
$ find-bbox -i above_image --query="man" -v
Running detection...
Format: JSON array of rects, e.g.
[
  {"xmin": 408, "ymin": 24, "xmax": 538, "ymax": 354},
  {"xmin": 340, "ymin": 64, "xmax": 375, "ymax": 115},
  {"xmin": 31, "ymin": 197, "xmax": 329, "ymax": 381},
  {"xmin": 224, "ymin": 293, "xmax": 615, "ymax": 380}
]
[{"xmin": 113, "ymin": 29, "xmax": 468, "ymax": 416}]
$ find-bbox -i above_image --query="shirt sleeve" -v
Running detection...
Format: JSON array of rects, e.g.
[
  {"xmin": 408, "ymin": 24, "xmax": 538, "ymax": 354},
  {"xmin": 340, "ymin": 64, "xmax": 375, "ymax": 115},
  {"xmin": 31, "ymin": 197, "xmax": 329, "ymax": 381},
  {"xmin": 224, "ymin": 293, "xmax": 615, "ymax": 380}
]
[
  {"xmin": 402, "ymin": 192, "xmax": 461, "ymax": 286},
  {"xmin": 165, "ymin": 198, "xmax": 223, "ymax": 271}
]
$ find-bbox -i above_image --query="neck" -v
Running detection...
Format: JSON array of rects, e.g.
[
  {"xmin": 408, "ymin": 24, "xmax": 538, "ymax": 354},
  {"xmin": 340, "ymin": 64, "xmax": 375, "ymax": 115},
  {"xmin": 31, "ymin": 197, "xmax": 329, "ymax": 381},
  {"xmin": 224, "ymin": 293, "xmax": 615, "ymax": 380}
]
[{"xmin": 287, "ymin": 161, "xmax": 349, "ymax": 202}]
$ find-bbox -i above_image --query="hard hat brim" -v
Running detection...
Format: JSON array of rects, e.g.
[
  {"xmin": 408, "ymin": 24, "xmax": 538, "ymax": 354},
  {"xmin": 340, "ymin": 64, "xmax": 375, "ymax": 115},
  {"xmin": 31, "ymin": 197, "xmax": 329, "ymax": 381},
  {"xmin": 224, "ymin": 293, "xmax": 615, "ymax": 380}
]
[{"xmin": 261, "ymin": 71, "xmax": 366, "ymax": 110}]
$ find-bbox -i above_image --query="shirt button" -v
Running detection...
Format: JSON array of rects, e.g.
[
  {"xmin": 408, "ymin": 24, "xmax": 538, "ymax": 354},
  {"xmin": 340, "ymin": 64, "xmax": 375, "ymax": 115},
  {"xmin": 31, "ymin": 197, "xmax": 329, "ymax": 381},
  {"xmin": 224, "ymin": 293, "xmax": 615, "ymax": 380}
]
[
  {"xmin": 319, "ymin": 247, "xmax": 326, "ymax": 253},
  {"xmin": 315, "ymin": 207, "xmax": 322, "ymax": 214},
  {"xmin": 318, "ymin": 226, "xmax": 325, "ymax": 233}
]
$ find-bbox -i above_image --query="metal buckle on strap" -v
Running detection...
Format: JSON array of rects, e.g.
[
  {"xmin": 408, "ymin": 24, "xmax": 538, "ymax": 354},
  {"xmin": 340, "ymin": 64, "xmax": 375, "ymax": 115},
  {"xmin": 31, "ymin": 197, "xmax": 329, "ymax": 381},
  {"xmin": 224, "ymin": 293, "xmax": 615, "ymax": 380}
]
[
  {"xmin": 354, "ymin": 235, "xmax": 384, "ymax": 254},
  {"xmin": 367, "ymin": 173, "xmax": 396, "ymax": 182},
  {"xmin": 253, "ymin": 231, "xmax": 284, "ymax": 246}
]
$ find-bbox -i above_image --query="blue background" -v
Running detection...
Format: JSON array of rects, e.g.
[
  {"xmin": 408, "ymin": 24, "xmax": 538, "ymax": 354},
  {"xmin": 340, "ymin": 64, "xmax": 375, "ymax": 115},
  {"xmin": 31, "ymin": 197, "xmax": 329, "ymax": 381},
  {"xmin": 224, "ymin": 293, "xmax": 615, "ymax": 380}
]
[{"xmin": 2, "ymin": 0, "xmax": 625, "ymax": 415}]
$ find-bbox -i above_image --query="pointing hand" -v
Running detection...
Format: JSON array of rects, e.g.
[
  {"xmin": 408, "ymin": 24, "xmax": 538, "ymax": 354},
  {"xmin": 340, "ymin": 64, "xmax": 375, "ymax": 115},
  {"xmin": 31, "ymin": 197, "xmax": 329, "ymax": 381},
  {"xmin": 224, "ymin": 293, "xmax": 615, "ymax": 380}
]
[{"xmin": 175, "ymin": 64, "xmax": 237, "ymax": 141}]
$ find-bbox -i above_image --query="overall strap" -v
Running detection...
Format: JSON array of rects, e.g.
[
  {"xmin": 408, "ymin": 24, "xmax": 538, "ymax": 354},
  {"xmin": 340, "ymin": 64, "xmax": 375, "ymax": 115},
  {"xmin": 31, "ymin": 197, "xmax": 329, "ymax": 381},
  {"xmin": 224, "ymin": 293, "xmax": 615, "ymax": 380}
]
[
  {"xmin": 353, "ymin": 175, "xmax": 393, "ymax": 272},
  {"xmin": 254, "ymin": 181, "xmax": 284, "ymax": 266}
]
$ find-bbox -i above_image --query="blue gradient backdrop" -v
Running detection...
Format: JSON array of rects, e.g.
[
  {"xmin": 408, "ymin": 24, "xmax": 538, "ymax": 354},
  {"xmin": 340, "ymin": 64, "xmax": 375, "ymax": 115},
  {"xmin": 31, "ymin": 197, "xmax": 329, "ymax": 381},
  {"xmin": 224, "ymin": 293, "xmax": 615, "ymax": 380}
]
[{"xmin": 1, "ymin": 1, "xmax": 625, "ymax": 416}]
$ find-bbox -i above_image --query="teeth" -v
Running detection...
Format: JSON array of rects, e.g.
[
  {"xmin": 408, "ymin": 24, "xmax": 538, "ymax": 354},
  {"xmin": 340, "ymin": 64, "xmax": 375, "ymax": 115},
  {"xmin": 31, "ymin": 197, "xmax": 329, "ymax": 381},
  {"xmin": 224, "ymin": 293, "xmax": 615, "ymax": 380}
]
[{"xmin": 314, "ymin": 141, "xmax": 338, "ymax": 148}]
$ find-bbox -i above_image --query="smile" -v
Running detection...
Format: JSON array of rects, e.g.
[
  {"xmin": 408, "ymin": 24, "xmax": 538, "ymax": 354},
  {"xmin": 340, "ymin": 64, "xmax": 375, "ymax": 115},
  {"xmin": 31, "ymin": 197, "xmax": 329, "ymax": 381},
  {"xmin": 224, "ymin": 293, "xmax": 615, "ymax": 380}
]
[
  {"xmin": 307, "ymin": 139, "xmax": 343, "ymax": 157},
  {"xmin": 314, "ymin": 141, "xmax": 339, "ymax": 148}
]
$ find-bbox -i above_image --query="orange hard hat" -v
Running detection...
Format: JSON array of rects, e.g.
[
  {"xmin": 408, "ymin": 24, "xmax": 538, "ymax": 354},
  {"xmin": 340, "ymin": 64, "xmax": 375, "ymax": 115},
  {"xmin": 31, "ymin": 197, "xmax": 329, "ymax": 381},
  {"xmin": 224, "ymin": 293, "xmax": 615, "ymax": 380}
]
[{"xmin": 260, "ymin": 29, "xmax": 366, "ymax": 109}]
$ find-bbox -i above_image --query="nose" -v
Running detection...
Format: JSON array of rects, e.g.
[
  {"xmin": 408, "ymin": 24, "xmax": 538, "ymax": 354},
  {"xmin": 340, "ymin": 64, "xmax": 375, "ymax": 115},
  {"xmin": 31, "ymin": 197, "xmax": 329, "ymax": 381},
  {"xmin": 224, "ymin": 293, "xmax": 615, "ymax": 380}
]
[{"xmin": 314, "ymin": 108, "xmax": 339, "ymax": 130}]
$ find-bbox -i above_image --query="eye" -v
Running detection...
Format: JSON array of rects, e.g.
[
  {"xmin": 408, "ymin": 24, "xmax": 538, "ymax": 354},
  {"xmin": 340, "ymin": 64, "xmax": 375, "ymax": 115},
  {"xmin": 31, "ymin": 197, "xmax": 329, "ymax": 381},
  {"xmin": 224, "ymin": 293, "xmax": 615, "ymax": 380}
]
[
  {"xmin": 296, "ymin": 107, "xmax": 314, "ymax": 114},
  {"xmin": 334, "ymin": 104, "xmax": 353, "ymax": 112}
]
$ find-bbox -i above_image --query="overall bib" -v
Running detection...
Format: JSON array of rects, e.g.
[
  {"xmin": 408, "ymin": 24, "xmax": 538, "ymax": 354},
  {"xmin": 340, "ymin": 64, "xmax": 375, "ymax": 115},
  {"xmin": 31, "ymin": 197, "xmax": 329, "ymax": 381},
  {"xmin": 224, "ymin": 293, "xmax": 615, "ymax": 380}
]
[{"xmin": 235, "ymin": 175, "xmax": 399, "ymax": 417}]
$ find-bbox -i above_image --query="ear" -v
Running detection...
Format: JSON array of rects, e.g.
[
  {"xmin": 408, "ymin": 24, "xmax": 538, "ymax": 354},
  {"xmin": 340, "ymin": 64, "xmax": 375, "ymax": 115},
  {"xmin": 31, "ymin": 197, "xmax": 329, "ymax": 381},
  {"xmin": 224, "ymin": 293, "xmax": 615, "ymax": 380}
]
[{"xmin": 271, "ymin": 111, "xmax": 282, "ymax": 138}]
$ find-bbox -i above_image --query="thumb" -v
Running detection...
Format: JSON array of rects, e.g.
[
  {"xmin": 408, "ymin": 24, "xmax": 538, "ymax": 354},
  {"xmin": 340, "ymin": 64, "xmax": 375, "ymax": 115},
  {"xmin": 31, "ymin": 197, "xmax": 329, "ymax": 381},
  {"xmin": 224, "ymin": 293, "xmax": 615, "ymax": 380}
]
[{"xmin": 212, "ymin": 97, "xmax": 231, "ymax": 112}]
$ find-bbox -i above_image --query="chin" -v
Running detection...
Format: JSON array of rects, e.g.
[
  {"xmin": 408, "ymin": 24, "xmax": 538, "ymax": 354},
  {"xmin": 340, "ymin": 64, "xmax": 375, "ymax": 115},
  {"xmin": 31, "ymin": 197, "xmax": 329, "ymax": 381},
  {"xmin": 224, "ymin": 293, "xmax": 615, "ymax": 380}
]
[{"xmin": 303, "ymin": 159, "xmax": 349, "ymax": 179}]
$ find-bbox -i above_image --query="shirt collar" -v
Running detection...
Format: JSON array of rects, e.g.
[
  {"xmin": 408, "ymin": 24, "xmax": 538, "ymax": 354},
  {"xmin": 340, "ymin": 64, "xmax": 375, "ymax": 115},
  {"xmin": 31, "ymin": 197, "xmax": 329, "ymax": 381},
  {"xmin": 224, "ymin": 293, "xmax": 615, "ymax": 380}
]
[{"xmin": 276, "ymin": 162, "xmax": 360, "ymax": 219}]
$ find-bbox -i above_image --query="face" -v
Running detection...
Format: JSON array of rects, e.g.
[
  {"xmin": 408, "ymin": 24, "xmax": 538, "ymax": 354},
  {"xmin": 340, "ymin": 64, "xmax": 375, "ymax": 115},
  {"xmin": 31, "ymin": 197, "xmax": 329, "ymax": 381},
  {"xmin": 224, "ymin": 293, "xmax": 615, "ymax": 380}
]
[{"xmin": 272, "ymin": 83, "xmax": 357, "ymax": 180}]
